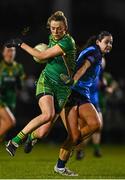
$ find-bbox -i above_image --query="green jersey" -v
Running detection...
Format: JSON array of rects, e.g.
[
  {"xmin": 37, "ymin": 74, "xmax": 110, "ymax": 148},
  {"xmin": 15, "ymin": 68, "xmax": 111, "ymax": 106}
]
[
  {"xmin": 99, "ymin": 72, "xmax": 114, "ymax": 114},
  {"xmin": 0, "ymin": 60, "xmax": 25, "ymax": 111},
  {"xmin": 44, "ymin": 34, "xmax": 76, "ymax": 82}
]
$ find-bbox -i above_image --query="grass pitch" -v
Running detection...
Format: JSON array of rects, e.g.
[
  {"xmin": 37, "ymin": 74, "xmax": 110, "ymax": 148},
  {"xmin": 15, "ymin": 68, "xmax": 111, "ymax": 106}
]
[{"xmin": 0, "ymin": 143, "xmax": 125, "ymax": 179}]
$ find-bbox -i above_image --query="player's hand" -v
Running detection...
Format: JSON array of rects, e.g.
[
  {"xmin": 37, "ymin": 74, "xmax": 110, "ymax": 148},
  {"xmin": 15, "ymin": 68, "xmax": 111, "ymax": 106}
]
[
  {"xmin": 60, "ymin": 74, "xmax": 73, "ymax": 85},
  {"xmin": 6, "ymin": 38, "xmax": 23, "ymax": 48},
  {"xmin": 60, "ymin": 74, "xmax": 78, "ymax": 86}
]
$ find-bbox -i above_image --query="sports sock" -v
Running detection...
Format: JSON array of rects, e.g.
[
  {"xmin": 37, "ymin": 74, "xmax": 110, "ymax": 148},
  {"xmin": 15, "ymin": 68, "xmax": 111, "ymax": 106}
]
[
  {"xmin": 30, "ymin": 131, "xmax": 37, "ymax": 140},
  {"xmin": 93, "ymin": 143, "xmax": 100, "ymax": 151},
  {"xmin": 57, "ymin": 158, "xmax": 67, "ymax": 168},
  {"xmin": 12, "ymin": 131, "xmax": 26, "ymax": 145}
]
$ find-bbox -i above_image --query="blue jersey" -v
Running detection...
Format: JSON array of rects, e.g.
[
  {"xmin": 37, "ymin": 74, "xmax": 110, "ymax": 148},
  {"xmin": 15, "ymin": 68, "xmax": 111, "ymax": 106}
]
[{"xmin": 72, "ymin": 45, "xmax": 102, "ymax": 100}]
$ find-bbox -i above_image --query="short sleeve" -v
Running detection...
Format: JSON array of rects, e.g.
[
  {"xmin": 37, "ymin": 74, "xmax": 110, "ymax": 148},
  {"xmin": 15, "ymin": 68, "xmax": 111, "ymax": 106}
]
[
  {"xmin": 87, "ymin": 54, "xmax": 96, "ymax": 64},
  {"xmin": 58, "ymin": 36, "xmax": 75, "ymax": 55}
]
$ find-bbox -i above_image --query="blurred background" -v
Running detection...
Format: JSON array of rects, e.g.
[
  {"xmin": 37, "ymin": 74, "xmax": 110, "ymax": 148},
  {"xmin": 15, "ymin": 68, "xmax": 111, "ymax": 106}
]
[{"xmin": 0, "ymin": 0, "xmax": 125, "ymax": 144}]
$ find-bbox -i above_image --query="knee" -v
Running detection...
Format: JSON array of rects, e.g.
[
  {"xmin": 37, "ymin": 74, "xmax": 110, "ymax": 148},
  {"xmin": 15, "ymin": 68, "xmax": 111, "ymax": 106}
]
[{"xmin": 42, "ymin": 111, "xmax": 55, "ymax": 122}]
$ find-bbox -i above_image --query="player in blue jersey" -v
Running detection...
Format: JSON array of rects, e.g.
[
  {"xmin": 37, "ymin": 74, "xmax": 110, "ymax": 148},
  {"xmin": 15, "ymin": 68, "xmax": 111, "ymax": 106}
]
[
  {"xmin": 75, "ymin": 57, "xmax": 118, "ymax": 159},
  {"xmin": 54, "ymin": 31, "xmax": 113, "ymax": 176}
]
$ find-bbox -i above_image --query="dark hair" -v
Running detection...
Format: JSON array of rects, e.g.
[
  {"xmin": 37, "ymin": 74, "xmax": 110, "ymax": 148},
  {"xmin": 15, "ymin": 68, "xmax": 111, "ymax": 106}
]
[
  {"xmin": 0, "ymin": 42, "xmax": 8, "ymax": 52},
  {"xmin": 47, "ymin": 11, "xmax": 68, "ymax": 30},
  {"xmin": 0, "ymin": 41, "xmax": 16, "ymax": 53},
  {"xmin": 84, "ymin": 31, "xmax": 112, "ymax": 48}
]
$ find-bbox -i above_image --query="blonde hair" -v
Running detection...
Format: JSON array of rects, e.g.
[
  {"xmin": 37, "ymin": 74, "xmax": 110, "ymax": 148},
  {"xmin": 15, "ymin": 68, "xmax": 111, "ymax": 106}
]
[{"xmin": 47, "ymin": 11, "xmax": 68, "ymax": 30}]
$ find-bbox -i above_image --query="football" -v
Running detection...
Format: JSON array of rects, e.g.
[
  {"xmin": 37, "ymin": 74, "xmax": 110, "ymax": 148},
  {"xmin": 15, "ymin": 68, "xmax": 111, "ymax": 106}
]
[{"xmin": 33, "ymin": 43, "xmax": 48, "ymax": 63}]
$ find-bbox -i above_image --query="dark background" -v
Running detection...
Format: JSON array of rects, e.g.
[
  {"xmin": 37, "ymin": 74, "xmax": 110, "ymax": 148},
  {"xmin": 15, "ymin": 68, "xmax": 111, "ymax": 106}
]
[
  {"xmin": 0, "ymin": 0, "xmax": 125, "ymax": 78},
  {"xmin": 0, "ymin": 0, "xmax": 125, "ymax": 143}
]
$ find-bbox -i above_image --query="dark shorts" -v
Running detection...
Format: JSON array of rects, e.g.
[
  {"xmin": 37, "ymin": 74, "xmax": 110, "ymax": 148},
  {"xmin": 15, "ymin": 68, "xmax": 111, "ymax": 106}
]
[{"xmin": 66, "ymin": 90, "xmax": 91, "ymax": 108}]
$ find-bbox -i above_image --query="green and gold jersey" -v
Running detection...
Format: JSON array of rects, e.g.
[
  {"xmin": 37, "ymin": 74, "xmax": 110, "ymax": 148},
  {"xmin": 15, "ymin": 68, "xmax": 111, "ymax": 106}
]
[
  {"xmin": 99, "ymin": 72, "xmax": 114, "ymax": 114},
  {"xmin": 0, "ymin": 60, "xmax": 25, "ymax": 111},
  {"xmin": 44, "ymin": 34, "xmax": 76, "ymax": 83}
]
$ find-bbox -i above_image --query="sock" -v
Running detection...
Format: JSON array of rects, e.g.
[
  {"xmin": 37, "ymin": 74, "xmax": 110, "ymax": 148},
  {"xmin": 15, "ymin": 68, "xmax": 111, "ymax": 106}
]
[
  {"xmin": 12, "ymin": 131, "xmax": 26, "ymax": 145},
  {"xmin": 93, "ymin": 143, "xmax": 100, "ymax": 151},
  {"xmin": 57, "ymin": 158, "xmax": 67, "ymax": 168},
  {"xmin": 30, "ymin": 131, "xmax": 37, "ymax": 140}
]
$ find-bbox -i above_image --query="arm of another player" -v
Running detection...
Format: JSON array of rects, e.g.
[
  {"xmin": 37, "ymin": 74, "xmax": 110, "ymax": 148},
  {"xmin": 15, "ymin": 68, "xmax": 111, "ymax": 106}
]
[{"xmin": 73, "ymin": 59, "xmax": 91, "ymax": 82}]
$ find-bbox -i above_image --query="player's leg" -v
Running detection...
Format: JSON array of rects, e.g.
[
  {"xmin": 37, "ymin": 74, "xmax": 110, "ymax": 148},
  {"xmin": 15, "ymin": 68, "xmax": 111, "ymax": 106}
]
[
  {"xmin": 24, "ymin": 113, "xmax": 60, "ymax": 153},
  {"xmin": 6, "ymin": 95, "xmax": 56, "ymax": 156},
  {"xmin": 75, "ymin": 118, "xmax": 89, "ymax": 160},
  {"xmin": 24, "ymin": 122, "xmax": 52, "ymax": 153},
  {"xmin": 91, "ymin": 111, "xmax": 103, "ymax": 157},
  {"xmin": 79, "ymin": 103, "xmax": 102, "ymax": 140},
  {"xmin": 54, "ymin": 103, "xmax": 102, "ymax": 176},
  {"xmin": 54, "ymin": 105, "xmax": 80, "ymax": 176},
  {"xmin": 75, "ymin": 104, "xmax": 102, "ymax": 159},
  {"xmin": 0, "ymin": 106, "xmax": 16, "ymax": 142},
  {"xmin": 60, "ymin": 108, "xmax": 68, "ymax": 131},
  {"xmin": 24, "ymin": 82, "xmax": 70, "ymax": 153}
]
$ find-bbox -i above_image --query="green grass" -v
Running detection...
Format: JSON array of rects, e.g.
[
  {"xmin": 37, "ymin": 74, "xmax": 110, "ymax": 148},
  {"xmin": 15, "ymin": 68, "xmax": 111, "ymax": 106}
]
[{"xmin": 0, "ymin": 143, "xmax": 125, "ymax": 179}]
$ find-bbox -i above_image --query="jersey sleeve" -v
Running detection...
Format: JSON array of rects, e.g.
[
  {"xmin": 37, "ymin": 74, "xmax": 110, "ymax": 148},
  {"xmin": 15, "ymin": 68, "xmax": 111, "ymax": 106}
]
[
  {"xmin": 77, "ymin": 48, "xmax": 96, "ymax": 69},
  {"xmin": 85, "ymin": 51, "xmax": 97, "ymax": 64},
  {"xmin": 58, "ymin": 36, "xmax": 75, "ymax": 55}
]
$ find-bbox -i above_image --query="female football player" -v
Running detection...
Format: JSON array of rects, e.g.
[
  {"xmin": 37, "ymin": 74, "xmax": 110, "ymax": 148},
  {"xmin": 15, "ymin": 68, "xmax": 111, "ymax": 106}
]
[
  {"xmin": 54, "ymin": 31, "xmax": 113, "ymax": 176},
  {"xmin": 6, "ymin": 11, "xmax": 76, "ymax": 159},
  {"xmin": 0, "ymin": 45, "xmax": 25, "ymax": 142}
]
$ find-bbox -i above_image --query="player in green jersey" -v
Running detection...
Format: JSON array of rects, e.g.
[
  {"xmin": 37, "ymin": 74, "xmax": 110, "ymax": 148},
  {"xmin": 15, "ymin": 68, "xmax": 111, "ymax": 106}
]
[
  {"xmin": 6, "ymin": 11, "xmax": 76, "ymax": 159},
  {"xmin": 0, "ymin": 45, "xmax": 25, "ymax": 142}
]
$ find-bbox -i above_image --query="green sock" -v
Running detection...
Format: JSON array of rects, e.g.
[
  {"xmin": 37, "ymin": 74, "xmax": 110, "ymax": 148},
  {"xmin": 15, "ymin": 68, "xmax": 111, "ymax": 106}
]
[
  {"xmin": 93, "ymin": 144, "xmax": 100, "ymax": 151},
  {"xmin": 12, "ymin": 131, "xmax": 26, "ymax": 145},
  {"xmin": 30, "ymin": 131, "xmax": 37, "ymax": 140}
]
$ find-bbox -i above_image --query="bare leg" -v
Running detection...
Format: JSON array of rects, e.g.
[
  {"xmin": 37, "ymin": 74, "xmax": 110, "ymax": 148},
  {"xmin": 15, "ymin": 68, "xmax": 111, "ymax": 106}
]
[
  {"xmin": 0, "ymin": 107, "xmax": 16, "ymax": 141},
  {"xmin": 91, "ymin": 112, "xmax": 103, "ymax": 156},
  {"xmin": 58, "ymin": 103, "xmax": 102, "ymax": 162},
  {"xmin": 21, "ymin": 95, "xmax": 56, "ymax": 135},
  {"xmin": 79, "ymin": 103, "xmax": 102, "ymax": 139},
  {"xmin": 30, "ymin": 113, "xmax": 59, "ymax": 139}
]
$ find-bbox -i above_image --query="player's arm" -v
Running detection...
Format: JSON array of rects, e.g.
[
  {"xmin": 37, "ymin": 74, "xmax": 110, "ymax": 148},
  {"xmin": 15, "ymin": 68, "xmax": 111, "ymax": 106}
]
[
  {"xmin": 21, "ymin": 43, "xmax": 64, "ymax": 61},
  {"xmin": 73, "ymin": 59, "xmax": 91, "ymax": 81}
]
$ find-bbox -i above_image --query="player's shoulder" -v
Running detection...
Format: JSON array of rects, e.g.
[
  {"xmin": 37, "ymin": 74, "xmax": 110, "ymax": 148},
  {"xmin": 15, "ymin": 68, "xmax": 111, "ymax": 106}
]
[
  {"xmin": 63, "ymin": 34, "xmax": 75, "ymax": 44},
  {"xmin": 60, "ymin": 34, "xmax": 76, "ymax": 50},
  {"xmin": 78, "ymin": 46, "xmax": 96, "ymax": 58},
  {"xmin": 83, "ymin": 46, "xmax": 96, "ymax": 54}
]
